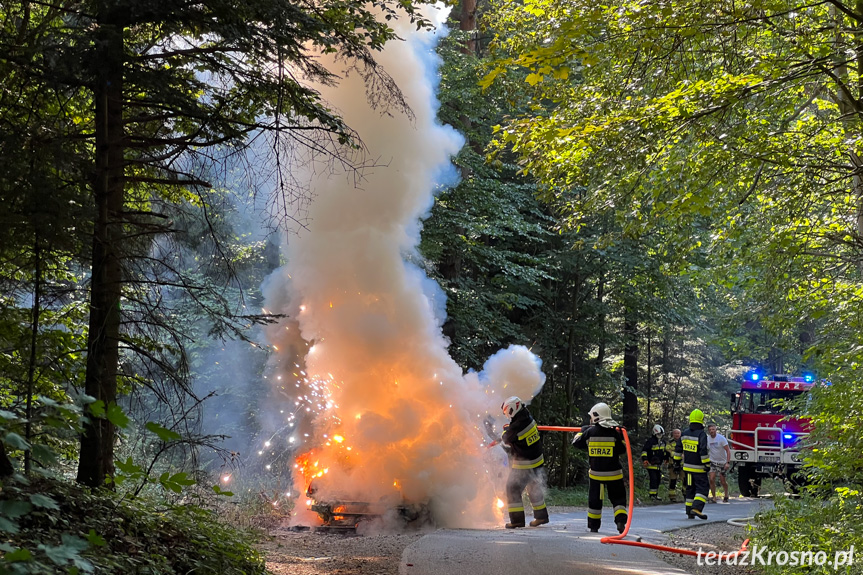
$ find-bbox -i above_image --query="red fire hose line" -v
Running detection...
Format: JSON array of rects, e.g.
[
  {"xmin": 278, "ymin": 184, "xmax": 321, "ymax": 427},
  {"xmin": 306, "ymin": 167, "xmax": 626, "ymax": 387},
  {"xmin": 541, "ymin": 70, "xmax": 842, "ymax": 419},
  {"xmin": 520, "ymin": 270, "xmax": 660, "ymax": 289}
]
[{"xmin": 535, "ymin": 425, "xmax": 750, "ymax": 559}]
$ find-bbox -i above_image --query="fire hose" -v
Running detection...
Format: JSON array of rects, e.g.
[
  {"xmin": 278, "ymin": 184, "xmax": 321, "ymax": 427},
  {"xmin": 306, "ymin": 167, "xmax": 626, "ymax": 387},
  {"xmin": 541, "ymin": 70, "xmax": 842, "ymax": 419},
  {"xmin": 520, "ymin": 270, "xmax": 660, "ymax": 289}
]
[{"xmin": 534, "ymin": 425, "xmax": 751, "ymax": 560}]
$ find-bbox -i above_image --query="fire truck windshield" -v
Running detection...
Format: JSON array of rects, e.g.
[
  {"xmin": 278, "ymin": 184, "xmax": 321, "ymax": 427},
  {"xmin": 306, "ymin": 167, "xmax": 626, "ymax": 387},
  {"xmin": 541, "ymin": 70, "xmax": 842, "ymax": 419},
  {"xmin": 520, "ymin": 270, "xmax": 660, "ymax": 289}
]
[{"xmin": 740, "ymin": 390, "xmax": 801, "ymax": 414}]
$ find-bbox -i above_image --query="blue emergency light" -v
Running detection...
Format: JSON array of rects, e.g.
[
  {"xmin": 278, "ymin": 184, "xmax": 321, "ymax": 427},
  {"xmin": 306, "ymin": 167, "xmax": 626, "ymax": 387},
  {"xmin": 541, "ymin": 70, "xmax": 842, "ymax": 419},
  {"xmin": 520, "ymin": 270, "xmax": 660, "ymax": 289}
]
[{"xmin": 783, "ymin": 433, "xmax": 793, "ymax": 440}]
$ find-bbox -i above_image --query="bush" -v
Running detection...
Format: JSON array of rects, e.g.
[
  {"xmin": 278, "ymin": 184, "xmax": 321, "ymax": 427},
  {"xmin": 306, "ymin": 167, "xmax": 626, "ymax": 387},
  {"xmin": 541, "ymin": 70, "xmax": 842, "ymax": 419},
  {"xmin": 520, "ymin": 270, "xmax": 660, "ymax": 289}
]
[
  {"xmin": 753, "ymin": 490, "xmax": 863, "ymax": 575},
  {"xmin": 0, "ymin": 476, "xmax": 267, "ymax": 575}
]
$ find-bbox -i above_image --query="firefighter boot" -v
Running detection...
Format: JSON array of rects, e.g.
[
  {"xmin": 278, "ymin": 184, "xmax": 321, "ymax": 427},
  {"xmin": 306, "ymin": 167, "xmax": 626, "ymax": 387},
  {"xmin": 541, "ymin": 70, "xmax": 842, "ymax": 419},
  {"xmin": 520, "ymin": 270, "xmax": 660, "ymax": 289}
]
[
  {"xmin": 616, "ymin": 520, "xmax": 626, "ymax": 534},
  {"xmin": 690, "ymin": 508, "xmax": 708, "ymax": 520},
  {"xmin": 529, "ymin": 506, "xmax": 549, "ymax": 527},
  {"xmin": 506, "ymin": 510, "xmax": 525, "ymax": 529}
]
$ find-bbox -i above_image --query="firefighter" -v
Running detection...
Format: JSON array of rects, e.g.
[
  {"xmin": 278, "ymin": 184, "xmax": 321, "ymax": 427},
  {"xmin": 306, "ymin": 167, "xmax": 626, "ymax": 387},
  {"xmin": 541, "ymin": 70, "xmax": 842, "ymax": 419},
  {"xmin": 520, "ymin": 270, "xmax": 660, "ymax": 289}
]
[
  {"xmin": 641, "ymin": 424, "xmax": 667, "ymax": 500},
  {"xmin": 664, "ymin": 428, "xmax": 683, "ymax": 502},
  {"xmin": 571, "ymin": 402, "xmax": 628, "ymax": 533},
  {"xmin": 500, "ymin": 396, "xmax": 549, "ymax": 528},
  {"xmin": 674, "ymin": 409, "xmax": 711, "ymax": 520}
]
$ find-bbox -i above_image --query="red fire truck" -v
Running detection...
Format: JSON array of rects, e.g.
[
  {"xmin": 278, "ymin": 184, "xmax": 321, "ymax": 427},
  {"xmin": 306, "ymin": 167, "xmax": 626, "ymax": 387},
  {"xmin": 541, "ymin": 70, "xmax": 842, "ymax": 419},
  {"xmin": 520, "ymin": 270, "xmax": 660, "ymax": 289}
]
[{"xmin": 728, "ymin": 373, "xmax": 814, "ymax": 496}]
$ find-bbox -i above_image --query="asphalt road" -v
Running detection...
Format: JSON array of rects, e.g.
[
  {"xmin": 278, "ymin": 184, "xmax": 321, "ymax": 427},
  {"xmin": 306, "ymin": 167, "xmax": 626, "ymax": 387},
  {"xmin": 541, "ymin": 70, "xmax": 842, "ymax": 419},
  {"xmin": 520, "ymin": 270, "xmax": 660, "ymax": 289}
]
[{"xmin": 399, "ymin": 498, "xmax": 773, "ymax": 575}]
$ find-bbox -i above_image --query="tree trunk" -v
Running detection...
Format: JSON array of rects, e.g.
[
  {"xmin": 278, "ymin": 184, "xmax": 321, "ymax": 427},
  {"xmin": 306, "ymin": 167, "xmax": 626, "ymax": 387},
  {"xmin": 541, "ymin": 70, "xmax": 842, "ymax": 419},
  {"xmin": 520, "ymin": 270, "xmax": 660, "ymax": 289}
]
[
  {"xmin": 557, "ymin": 278, "xmax": 580, "ymax": 488},
  {"xmin": 594, "ymin": 274, "xmax": 606, "ymax": 368},
  {"xmin": 455, "ymin": 0, "xmax": 481, "ymax": 165},
  {"xmin": 661, "ymin": 332, "xmax": 670, "ymax": 429},
  {"xmin": 0, "ymin": 444, "xmax": 14, "ymax": 477},
  {"xmin": 671, "ymin": 374, "xmax": 681, "ymax": 427},
  {"xmin": 24, "ymin": 233, "xmax": 41, "ymax": 474},
  {"xmin": 622, "ymin": 317, "xmax": 638, "ymax": 431},
  {"xmin": 834, "ymin": 1, "xmax": 863, "ymax": 274},
  {"xmin": 77, "ymin": 8, "xmax": 124, "ymax": 488},
  {"xmin": 458, "ymin": 0, "xmax": 477, "ymax": 56},
  {"xmin": 645, "ymin": 328, "xmax": 652, "ymax": 433}
]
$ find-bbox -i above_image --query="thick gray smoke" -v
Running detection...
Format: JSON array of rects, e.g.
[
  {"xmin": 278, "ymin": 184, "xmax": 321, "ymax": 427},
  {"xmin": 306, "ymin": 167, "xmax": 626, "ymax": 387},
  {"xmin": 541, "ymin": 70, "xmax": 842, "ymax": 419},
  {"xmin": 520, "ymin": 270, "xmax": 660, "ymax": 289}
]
[{"xmin": 261, "ymin": 5, "xmax": 546, "ymax": 528}]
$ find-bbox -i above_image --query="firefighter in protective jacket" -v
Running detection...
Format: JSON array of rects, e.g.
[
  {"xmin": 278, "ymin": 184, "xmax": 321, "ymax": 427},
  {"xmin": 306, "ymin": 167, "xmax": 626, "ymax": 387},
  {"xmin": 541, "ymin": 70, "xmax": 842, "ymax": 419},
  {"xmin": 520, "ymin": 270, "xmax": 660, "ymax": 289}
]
[
  {"xmin": 500, "ymin": 396, "xmax": 549, "ymax": 528},
  {"xmin": 571, "ymin": 403, "xmax": 628, "ymax": 533},
  {"xmin": 641, "ymin": 424, "xmax": 667, "ymax": 500},
  {"xmin": 664, "ymin": 428, "xmax": 682, "ymax": 501},
  {"xmin": 674, "ymin": 409, "xmax": 711, "ymax": 519}
]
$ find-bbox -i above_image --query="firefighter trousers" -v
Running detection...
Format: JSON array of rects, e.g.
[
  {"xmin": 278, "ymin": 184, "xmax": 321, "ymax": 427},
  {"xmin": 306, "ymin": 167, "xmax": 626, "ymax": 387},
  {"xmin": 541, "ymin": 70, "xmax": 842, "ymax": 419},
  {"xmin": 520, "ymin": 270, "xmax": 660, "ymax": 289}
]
[
  {"xmin": 587, "ymin": 478, "xmax": 627, "ymax": 531},
  {"xmin": 646, "ymin": 467, "xmax": 661, "ymax": 497},
  {"xmin": 684, "ymin": 471, "xmax": 709, "ymax": 514},
  {"xmin": 506, "ymin": 467, "xmax": 548, "ymax": 525},
  {"xmin": 668, "ymin": 466, "xmax": 680, "ymax": 498}
]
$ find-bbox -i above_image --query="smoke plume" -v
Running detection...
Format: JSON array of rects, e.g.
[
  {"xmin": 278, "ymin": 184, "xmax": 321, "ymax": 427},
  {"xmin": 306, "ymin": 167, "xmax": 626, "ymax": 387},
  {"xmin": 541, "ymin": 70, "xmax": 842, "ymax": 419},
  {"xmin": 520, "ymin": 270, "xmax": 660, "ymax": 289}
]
[{"xmin": 261, "ymin": 5, "xmax": 545, "ymax": 528}]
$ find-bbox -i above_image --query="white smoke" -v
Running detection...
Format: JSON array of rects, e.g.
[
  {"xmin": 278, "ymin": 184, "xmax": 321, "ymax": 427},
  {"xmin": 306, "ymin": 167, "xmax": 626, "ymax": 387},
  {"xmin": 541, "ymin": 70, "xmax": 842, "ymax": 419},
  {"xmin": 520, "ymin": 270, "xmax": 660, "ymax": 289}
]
[{"xmin": 261, "ymin": 4, "xmax": 546, "ymax": 528}]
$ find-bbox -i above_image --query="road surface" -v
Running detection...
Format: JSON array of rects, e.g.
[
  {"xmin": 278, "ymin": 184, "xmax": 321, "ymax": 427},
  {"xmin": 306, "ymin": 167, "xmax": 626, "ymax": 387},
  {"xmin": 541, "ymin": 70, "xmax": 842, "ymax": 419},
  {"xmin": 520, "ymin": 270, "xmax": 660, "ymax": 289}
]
[{"xmin": 399, "ymin": 498, "xmax": 773, "ymax": 575}]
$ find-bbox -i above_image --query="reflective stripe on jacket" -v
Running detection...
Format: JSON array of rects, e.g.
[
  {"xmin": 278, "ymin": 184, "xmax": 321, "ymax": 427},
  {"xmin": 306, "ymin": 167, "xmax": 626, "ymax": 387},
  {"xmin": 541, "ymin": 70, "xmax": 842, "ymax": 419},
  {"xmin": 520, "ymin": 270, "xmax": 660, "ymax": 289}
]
[
  {"xmin": 502, "ymin": 409, "xmax": 544, "ymax": 469},
  {"xmin": 641, "ymin": 435, "xmax": 667, "ymax": 468},
  {"xmin": 675, "ymin": 423, "xmax": 710, "ymax": 473},
  {"xmin": 572, "ymin": 424, "xmax": 625, "ymax": 481}
]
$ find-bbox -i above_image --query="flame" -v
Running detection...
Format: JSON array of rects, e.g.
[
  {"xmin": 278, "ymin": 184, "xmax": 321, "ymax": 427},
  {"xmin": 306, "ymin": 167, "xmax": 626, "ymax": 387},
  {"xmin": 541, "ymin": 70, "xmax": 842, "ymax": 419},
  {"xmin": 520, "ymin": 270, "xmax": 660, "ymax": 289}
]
[{"xmin": 496, "ymin": 498, "xmax": 505, "ymax": 509}]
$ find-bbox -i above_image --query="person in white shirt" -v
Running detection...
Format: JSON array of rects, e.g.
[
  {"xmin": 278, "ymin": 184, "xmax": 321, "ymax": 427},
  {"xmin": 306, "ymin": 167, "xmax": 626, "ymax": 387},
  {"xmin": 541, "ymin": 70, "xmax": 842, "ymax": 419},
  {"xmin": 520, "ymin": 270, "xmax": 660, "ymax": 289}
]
[{"xmin": 706, "ymin": 423, "xmax": 731, "ymax": 503}]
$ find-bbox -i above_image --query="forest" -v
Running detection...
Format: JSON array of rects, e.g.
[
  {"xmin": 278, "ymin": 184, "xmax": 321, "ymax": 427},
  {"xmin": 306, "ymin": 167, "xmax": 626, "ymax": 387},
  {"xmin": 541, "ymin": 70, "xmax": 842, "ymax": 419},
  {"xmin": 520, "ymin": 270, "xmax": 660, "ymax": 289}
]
[{"xmin": 1, "ymin": 0, "xmax": 862, "ymax": 574}]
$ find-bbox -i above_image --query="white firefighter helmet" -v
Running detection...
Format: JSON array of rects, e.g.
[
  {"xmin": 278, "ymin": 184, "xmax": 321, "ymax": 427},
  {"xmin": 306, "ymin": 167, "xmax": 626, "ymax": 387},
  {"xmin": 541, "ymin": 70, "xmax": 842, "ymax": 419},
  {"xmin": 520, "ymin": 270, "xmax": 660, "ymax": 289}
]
[
  {"xmin": 501, "ymin": 396, "xmax": 524, "ymax": 419},
  {"xmin": 653, "ymin": 424, "xmax": 664, "ymax": 436},
  {"xmin": 589, "ymin": 402, "xmax": 612, "ymax": 424}
]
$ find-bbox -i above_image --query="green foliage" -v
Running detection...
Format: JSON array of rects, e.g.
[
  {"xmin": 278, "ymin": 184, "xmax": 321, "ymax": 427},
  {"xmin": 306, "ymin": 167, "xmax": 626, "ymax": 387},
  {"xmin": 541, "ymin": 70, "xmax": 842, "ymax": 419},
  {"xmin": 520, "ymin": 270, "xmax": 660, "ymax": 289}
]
[
  {"xmin": 0, "ymin": 477, "xmax": 266, "ymax": 575},
  {"xmin": 544, "ymin": 486, "xmax": 589, "ymax": 507},
  {"xmin": 479, "ymin": 0, "xmax": 863, "ymax": 565},
  {"xmin": 145, "ymin": 422, "xmax": 182, "ymax": 443},
  {"xmin": 428, "ymin": 3, "xmax": 747, "ymax": 486},
  {"xmin": 755, "ymin": 492, "xmax": 863, "ymax": 575}
]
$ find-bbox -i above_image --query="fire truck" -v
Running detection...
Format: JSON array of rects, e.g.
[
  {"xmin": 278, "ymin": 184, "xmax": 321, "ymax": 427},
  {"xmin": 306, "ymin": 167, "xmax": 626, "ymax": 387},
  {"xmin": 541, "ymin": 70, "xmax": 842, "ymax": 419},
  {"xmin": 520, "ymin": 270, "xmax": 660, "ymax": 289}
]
[{"xmin": 728, "ymin": 373, "xmax": 814, "ymax": 496}]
